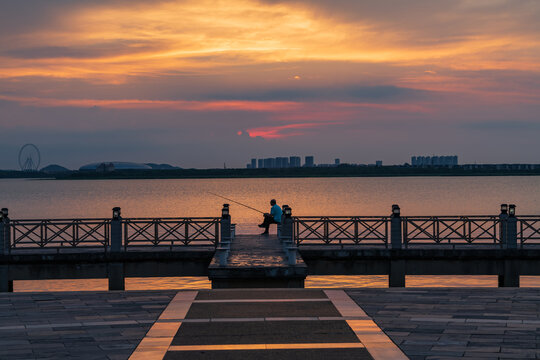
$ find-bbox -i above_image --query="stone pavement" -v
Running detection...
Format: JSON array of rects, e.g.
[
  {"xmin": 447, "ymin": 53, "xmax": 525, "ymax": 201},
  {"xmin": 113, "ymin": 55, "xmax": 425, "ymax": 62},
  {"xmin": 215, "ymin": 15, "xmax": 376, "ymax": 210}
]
[
  {"xmin": 0, "ymin": 290, "xmax": 176, "ymax": 359},
  {"xmin": 348, "ymin": 288, "xmax": 540, "ymax": 359},
  {"xmin": 4, "ymin": 288, "xmax": 540, "ymax": 359},
  {"xmin": 131, "ymin": 289, "xmax": 405, "ymax": 360}
]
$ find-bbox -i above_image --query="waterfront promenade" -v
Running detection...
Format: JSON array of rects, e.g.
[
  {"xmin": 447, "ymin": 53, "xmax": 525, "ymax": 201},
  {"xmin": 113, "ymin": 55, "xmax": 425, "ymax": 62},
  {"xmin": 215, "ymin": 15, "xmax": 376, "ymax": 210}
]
[{"xmin": 2, "ymin": 288, "xmax": 540, "ymax": 359}]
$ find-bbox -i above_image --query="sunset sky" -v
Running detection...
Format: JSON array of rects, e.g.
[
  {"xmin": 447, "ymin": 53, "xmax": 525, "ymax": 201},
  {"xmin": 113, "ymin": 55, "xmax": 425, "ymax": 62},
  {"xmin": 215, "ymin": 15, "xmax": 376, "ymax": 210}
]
[{"xmin": 1, "ymin": 0, "xmax": 539, "ymax": 169}]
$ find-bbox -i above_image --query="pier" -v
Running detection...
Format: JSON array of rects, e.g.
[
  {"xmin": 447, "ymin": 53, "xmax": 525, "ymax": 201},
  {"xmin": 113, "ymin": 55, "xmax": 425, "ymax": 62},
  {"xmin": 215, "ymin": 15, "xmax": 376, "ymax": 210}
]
[
  {"xmin": 1, "ymin": 204, "xmax": 540, "ymax": 291},
  {"xmin": 208, "ymin": 234, "xmax": 307, "ymax": 288}
]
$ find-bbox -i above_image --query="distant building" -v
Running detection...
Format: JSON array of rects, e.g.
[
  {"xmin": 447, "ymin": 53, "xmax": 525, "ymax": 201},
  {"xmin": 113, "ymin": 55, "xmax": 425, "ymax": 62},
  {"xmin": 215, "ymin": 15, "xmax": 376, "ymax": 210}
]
[
  {"xmin": 289, "ymin": 156, "xmax": 301, "ymax": 168},
  {"xmin": 276, "ymin": 157, "xmax": 289, "ymax": 168},
  {"xmin": 40, "ymin": 164, "xmax": 70, "ymax": 174},
  {"xmin": 263, "ymin": 158, "xmax": 276, "ymax": 168},
  {"xmin": 375, "ymin": 160, "xmax": 382, "ymax": 167},
  {"xmin": 252, "ymin": 155, "xmax": 319, "ymax": 168},
  {"xmin": 96, "ymin": 162, "xmax": 115, "ymax": 173},
  {"xmin": 411, "ymin": 155, "xmax": 458, "ymax": 167},
  {"xmin": 335, "ymin": 158, "xmax": 340, "ymax": 166}
]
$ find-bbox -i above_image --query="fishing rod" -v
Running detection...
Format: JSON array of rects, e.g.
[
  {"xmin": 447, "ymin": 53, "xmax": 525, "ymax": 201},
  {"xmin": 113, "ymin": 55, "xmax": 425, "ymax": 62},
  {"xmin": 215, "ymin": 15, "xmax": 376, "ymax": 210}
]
[{"xmin": 207, "ymin": 191, "xmax": 265, "ymax": 214}]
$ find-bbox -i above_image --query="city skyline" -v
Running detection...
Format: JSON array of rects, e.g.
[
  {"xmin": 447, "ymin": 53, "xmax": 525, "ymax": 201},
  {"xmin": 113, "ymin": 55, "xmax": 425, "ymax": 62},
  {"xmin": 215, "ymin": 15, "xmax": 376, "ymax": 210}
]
[{"xmin": 1, "ymin": 1, "xmax": 539, "ymax": 169}]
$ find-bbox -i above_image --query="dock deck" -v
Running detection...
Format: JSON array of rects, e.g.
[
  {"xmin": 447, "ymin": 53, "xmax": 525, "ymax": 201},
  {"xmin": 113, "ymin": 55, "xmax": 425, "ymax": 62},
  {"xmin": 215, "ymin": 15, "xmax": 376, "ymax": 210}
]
[{"xmin": 208, "ymin": 234, "xmax": 308, "ymax": 288}]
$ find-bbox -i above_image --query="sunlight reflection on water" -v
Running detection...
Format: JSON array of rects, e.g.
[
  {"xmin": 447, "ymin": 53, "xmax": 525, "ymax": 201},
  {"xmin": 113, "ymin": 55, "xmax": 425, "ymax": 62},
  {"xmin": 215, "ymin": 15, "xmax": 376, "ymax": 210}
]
[{"xmin": 13, "ymin": 275, "xmax": 540, "ymax": 292}]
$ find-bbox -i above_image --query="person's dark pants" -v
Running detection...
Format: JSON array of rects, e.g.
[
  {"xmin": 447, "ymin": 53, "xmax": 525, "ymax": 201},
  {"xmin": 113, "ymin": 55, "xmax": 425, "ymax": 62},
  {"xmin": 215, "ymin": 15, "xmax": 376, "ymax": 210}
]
[{"xmin": 261, "ymin": 214, "xmax": 280, "ymax": 233}]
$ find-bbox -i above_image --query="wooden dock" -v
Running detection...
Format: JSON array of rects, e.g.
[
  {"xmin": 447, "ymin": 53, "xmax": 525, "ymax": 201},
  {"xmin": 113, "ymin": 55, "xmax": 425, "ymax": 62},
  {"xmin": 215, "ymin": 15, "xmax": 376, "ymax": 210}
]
[{"xmin": 208, "ymin": 234, "xmax": 308, "ymax": 288}]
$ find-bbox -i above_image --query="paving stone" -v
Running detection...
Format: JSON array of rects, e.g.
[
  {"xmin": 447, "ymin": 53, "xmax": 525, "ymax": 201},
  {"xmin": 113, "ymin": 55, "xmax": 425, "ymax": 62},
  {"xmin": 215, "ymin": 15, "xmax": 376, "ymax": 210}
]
[
  {"xmin": 0, "ymin": 290, "xmax": 176, "ymax": 359},
  {"xmin": 348, "ymin": 288, "xmax": 540, "ymax": 360}
]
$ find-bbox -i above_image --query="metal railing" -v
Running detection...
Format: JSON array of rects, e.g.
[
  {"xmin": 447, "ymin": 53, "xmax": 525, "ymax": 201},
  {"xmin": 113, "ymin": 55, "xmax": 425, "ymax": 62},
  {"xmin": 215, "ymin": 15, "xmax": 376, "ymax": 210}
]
[
  {"xmin": 4, "ymin": 217, "xmax": 221, "ymax": 251},
  {"xmin": 518, "ymin": 216, "xmax": 540, "ymax": 247},
  {"xmin": 293, "ymin": 215, "xmax": 540, "ymax": 247},
  {"xmin": 123, "ymin": 217, "xmax": 220, "ymax": 247},
  {"xmin": 293, "ymin": 216, "xmax": 390, "ymax": 246},
  {"xmin": 9, "ymin": 218, "xmax": 110, "ymax": 249},
  {"xmin": 402, "ymin": 216, "xmax": 501, "ymax": 247}
]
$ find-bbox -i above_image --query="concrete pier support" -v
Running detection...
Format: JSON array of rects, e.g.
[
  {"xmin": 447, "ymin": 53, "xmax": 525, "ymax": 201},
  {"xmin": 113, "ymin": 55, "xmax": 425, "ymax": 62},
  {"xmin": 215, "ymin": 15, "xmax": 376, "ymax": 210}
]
[
  {"xmin": 498, "ymin": 260, "xmax": 520, "ymax": 287},
  {"xmin": 0, "ymin": 265, "xmax": 13, "ymax": 292},
  {"xmin": 389, "ymin": 260, "xmax": 406, "ymax": 287},
  {"xmin": 108, "ymin": 263, "xmax": 125, "ymax": 290}
]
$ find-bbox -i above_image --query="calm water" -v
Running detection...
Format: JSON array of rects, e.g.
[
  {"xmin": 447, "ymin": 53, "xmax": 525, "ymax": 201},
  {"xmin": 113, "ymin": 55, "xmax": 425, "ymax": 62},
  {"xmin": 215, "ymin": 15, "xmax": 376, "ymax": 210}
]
[{"xmin": 3, "ymin": 176, "xmax": 540, "ymax": 291}]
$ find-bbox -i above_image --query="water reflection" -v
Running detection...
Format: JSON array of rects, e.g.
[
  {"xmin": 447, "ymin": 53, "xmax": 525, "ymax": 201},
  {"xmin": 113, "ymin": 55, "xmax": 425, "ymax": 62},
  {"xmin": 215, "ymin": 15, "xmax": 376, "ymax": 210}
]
[{"xmin": 13, "ymin": 275, "xmax": 540, "ymax": 292}]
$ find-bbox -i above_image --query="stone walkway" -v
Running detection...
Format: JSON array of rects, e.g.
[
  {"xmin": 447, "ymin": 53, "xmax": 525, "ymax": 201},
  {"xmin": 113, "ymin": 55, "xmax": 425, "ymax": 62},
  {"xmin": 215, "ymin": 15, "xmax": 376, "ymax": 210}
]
[
  {"xmin": 131, "ymin": 289, "xmax": 405, "ymax": 360},
  {"xmin": 349, "ymin": 288, "xmax": 540, "ymax": 359},
  {"xmin": 3, "ymin": 288, "xmax": 540, "ymax": 359},
  {"xmin": 0, "ymin": 291, "xmax": 175, "ymax": 359}
]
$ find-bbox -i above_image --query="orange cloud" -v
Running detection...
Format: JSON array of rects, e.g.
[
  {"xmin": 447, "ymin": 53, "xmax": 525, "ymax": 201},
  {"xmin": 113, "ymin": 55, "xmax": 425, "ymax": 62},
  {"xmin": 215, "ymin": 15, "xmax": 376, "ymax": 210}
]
[
  {"xmin": 0, "ymin": 95, "xmax": 300, "ymax": 112},
  {"xmin": 246, "ymin": 122, "xmax": 337, "ymax": 139},
  {"xmin": 1, "ymin": 0, "xmax": 538, "ymax": 85}
]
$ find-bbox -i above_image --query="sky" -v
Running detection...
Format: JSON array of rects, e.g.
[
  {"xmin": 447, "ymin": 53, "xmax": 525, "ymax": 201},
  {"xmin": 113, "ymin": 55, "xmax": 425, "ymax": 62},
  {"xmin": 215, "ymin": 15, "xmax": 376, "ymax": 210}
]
[{"xmin": 0, "ymin": 0, "xmax": 539, "ymax": 169}]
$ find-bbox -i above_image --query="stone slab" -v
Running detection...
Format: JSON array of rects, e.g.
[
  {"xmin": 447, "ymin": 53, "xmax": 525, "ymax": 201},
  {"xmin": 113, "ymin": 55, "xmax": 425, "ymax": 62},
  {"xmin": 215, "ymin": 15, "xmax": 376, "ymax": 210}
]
[
  {"xmin": 171, "ymin": 320, "xmax": 360, "ymax": 345},
  {"xmin": 185, "ymin": 301, "xmax": 341, "ymax": 319},
  {"xmin": 163, "ymin": 348, "xmax": 373, "ymax": 360}
]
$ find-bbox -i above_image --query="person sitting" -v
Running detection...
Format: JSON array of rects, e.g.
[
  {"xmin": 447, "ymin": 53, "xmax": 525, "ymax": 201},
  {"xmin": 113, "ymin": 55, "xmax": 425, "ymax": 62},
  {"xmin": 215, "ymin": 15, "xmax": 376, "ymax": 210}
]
[{"xmin": 258, "ymin": 199, "xmax": 282, "ymax": 235}]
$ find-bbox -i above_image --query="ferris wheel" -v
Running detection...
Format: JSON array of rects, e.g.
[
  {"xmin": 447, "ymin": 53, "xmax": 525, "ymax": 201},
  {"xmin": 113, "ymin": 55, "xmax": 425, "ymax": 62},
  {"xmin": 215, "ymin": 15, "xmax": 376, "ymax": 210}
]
[{"xmin": 18, "ymin": 144, "xmax": 41, "ymax": 172}]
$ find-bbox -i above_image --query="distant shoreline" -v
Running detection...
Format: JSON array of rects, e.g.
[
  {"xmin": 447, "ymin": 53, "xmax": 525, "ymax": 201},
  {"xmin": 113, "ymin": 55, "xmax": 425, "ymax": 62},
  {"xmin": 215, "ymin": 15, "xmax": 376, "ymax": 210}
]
[{"xmin": 2, "ymin": 166, "xmax": 540, "ymax": 180}]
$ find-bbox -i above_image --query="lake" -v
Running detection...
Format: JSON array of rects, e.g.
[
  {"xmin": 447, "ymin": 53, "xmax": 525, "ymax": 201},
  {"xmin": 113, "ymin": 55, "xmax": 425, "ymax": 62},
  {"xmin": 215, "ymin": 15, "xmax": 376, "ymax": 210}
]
[{"xmin": 3, "ymin": 176, "xmax": 540, "ymax": 291}]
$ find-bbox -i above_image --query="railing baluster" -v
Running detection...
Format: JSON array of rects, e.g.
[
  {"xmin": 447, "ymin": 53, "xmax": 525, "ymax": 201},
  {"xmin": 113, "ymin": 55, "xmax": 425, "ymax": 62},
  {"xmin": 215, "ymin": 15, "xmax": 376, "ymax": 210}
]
[{"xmin": 354, "ymin": 218, "xmax": 358, "ymax": 244}]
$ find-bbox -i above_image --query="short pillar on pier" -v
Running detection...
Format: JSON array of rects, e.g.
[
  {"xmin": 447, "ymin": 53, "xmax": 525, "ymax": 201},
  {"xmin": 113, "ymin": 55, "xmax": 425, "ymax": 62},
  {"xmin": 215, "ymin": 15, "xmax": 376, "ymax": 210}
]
[
  {"xmin": 278, "ymin": 205, "xmax": 288, "ymax": 238},
  {"xmin": 110, "ymin": 207, "xmax": 122, "ymax": 252},
  {"xmin": 217, "ymin": 247, "xmax": 228, "ymax": 266},
  {"xmin": 498, "ymin": 260, "xmax": 519, "ymax": 287},
  {"xmin": 1, "ymin": 208, "xmax": 10, "ymax": 255},
  {"xmin": 499, "ymin": 204, "xmax": 508, "ymax": 248},
  {"xmin": 506, "ymin": 204, "xmax": 517, "ymax": 249},
  {"xmin": 287, "ymin": 246, "xmax": 298, "ymax": 265},
  {"xmin": 220, "ymin": 204, "xmax": 231, "ymax": 243},
  {"xmin": 108, "ymin": 263, "xmax": 125, "ymax": 290},
  {"xmin": 390, "ymin": 204, "xmax": 402, "ymax": 250},
  {"xmin": 389, "ymin": 260, "xmax": 405, "ymax": 287}
]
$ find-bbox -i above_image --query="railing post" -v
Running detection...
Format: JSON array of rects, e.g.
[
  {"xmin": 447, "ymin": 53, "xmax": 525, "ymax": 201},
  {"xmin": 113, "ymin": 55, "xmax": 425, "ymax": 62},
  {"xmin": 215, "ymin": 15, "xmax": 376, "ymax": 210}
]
[
  {"xmin": 0, "ymin": 208, "xmax": 13, "ymax": 292},
  {"xmin": 390, "ymin": 204, "xmax": 402, "ymax": 250},
  {"xmin": 281, "ymin": 206, "xmax": 293, "ymax": 241},
  {"xmin": 506, "ymin": 204, "xmax": 517, "ymax": 249},
  {"xmin": 499, "ymin": 204, "xmax": 508, "ymax": 248},
  {"xmin": 108, "ymin": 207, "xmax": 125, "ymax": 291},
  {"xmin": 1, "ymin": 208, "xmax": 9, "ymax": 255},
  {"xmin": 110, "ymin": 207, "xmax": 122, "ymax": 252},
  {"xmin": 220, "ymin": 204, "xmax": 231, "ymax": 244},
  {"xmin": 498, "ymin": 204, "xmax": 519, "ymax": 287}
]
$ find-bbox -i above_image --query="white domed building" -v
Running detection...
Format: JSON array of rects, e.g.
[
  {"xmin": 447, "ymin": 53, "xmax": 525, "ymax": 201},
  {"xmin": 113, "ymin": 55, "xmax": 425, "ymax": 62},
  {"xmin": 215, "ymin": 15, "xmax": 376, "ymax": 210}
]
[{"xmin": 79, "ymin": 162, "xmax": 152, "ymax": 171}]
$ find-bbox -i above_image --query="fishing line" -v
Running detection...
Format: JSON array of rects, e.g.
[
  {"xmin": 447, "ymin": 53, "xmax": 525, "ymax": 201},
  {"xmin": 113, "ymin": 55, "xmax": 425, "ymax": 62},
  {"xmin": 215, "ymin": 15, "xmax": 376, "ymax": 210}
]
[{"xmin": 207, "ymin": 191, "xmax": 265, "ymax": 214}]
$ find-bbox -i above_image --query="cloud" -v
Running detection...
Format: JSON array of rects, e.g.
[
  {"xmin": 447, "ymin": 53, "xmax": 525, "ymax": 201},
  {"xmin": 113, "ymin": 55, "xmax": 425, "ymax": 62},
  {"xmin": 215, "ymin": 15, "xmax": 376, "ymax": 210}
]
[
  {"xmin": 2, "ymin": 41, "xmax": 164, "ymax": 60},
  {"xmin": 207, "ymin": 85, "xmax": 427, "ymax": 103},
  {"xmin": 246, "ymin": 122, "xmax": 338, "ymax": 139},
  {"xmin": 0, "ymin": 0, "xmax": 540, "ymax": 167}
]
